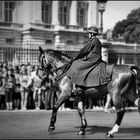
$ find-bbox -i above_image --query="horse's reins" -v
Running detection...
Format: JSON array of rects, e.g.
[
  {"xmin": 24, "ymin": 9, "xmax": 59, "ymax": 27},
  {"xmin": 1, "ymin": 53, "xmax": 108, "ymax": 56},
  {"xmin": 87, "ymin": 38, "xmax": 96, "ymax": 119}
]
[
  {"xmin": 39, "ymin": 52, "xmax": 74, "ymax": 81},
  {"xmin": 52, "ymin": 59, "xmax": 74, "ymax": 81}
]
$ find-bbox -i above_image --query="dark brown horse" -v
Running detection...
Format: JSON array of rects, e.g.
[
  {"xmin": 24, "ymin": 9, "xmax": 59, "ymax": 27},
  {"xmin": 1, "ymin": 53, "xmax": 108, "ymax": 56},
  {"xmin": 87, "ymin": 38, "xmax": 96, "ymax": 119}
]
[{"xmin": 38, "ymin": 46, "xmax": 140, "ymax": 138}]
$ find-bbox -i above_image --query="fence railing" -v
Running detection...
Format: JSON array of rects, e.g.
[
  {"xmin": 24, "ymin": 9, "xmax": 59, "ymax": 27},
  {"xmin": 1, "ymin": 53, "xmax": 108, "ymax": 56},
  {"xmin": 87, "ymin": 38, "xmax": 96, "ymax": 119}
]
[
  {"xmin": 0, "ymin": 44, "xmax": 43, "ymax": 65},
  {"xmin": 0, "ymin": 41, "xmax": 140, "ymax": 66}
]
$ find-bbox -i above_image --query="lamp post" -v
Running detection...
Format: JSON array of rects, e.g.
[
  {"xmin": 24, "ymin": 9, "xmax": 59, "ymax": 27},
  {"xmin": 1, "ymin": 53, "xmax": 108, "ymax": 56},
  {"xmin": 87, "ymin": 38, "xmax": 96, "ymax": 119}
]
[{"xmin": 97, "ymin": 0, "xmax": 107, "ymax": 35}]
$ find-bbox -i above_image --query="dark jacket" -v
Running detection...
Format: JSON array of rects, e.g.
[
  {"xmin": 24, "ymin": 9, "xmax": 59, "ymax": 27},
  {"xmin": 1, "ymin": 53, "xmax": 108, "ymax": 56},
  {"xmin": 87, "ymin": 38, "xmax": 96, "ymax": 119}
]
[{"xmin": 66, "ymin": 36, "xmax": 110, "ymax": 87}]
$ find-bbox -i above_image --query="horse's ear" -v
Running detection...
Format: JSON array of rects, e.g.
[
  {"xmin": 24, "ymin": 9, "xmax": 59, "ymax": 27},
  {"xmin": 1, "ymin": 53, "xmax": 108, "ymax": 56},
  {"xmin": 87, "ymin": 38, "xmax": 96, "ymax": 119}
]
[{"xmin": 39, "ymin": 46, "xmax": 44, "ymax": 54}]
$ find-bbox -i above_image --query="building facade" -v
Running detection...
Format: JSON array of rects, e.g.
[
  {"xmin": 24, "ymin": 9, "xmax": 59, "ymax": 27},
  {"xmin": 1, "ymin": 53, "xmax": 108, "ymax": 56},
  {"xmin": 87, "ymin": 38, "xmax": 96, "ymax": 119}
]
[
  {"xmin": 0, "ymin": 0, "xmax": 140, "ymax": 67},
  {"xmin": 0, "ymin": 1, "xmax": 98, "ymax": 46}
]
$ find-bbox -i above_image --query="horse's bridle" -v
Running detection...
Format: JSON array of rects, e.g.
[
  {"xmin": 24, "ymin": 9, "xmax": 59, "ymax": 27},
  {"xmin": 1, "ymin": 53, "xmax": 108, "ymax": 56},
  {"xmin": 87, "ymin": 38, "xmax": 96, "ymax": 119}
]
[{"xmin": 38, "ymin": 52, "xmax": 57, "ymax": 80}]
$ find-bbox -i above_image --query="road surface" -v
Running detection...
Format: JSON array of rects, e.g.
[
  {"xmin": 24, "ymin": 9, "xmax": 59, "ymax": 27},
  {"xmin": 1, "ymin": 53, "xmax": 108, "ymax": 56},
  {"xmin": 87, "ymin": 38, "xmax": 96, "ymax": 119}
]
[{"xmin": 0, "ymin": 109, "xmax": 140, "ymax": 139}]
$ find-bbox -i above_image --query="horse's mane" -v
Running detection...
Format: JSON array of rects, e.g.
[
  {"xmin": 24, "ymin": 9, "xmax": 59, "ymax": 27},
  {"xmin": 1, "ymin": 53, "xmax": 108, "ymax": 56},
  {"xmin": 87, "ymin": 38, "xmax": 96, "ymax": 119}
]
[{"xmin": 44, "ymin": 51, "xmax": 71, "ymax": 80}]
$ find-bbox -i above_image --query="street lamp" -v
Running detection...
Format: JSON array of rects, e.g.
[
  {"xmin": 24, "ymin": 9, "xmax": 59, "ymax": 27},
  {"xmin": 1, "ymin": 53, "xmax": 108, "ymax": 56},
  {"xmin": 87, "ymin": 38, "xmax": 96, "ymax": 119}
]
[{"xmin": 97, "ymin": 0, "xmax": 107, "ymax": 35}]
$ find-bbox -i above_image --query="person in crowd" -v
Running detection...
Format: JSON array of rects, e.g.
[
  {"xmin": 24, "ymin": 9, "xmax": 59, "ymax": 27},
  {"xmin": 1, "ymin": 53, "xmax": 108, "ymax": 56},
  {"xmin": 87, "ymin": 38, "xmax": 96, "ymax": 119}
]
[
  {"xmin": 27, "ymin": 64, "xmax": 34, "ymax": 109},
  {"xmin": 104, "ymin": 93, "xmax": 111, "ymax": 113},
  {"xmin": 30, "ymin": 65, "xmax": 45, "ymax": 110},
  {"xmin": 2, "ymin": 65, "xmax": 8, "ymax": 78},
  {"xmin": 1, "ymin": 65, "xmax": 8, "ymax": 110},
  {"xmin": 0, "ymin": 64, "xmax": 6, "ymax": 110},
  {"xmin": 43, "ymin": 60, "xmax": 58, "ymax": 110},
  {"xmin": 2, "ymin": 63, "xmax": 6, "ymax": 68},
  {"xmin": 5, "ymin": 68, "xmax": 15, "ymax": 110},
  {"xmin": 19, "ymin": 65, "xmax": 32, "ymax": 110},
  {"xmin": 13, "ymin": 66, "xmax": 21, "ymax": 110}
]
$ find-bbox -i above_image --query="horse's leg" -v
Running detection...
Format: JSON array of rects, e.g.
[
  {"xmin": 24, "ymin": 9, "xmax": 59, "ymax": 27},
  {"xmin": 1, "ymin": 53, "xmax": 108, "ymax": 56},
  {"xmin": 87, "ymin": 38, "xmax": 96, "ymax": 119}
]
[
  {"xmin": 76, "ymin": 88, "xmax": 87, "ymax": 135},
  {"xmin": 48, "ymin": 93, "xmax": 70, "ymax": 132},
  {"xmin": 106, "ymin": 95, "xmax": 125, "ymax": 138},
  {"xmin": 48, "ymin": 78, "xmax": 72, "ymax": 132},
  {"xmin": 44, "ymin": 89, "xmax": 51, "ymax": 110}
]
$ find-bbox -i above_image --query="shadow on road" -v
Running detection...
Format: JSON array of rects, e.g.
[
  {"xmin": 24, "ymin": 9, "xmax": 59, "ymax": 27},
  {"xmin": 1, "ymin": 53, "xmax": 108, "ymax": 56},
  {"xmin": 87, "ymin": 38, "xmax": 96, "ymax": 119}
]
[
  {"xmin": 48, "ymin": 125, "xmax": 140, "ymax": 138},
  {"xmin": 77, "ymin": 125, "xmax": 140, "ymax": 136}
]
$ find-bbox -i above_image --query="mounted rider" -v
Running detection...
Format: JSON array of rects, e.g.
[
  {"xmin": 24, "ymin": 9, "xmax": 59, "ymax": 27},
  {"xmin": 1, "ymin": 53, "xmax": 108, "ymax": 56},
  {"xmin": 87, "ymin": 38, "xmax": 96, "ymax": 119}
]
[{"xmin": 65, "ymin": 26, "xmax": 111, "ymax": 95}]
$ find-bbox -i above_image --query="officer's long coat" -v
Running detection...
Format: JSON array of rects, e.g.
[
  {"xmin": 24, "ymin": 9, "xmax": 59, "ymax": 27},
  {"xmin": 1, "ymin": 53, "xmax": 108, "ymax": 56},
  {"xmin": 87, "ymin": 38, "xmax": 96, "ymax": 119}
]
[{"xmin": 66, "ymin": 37, "xmax": 111, "ymax": 87}]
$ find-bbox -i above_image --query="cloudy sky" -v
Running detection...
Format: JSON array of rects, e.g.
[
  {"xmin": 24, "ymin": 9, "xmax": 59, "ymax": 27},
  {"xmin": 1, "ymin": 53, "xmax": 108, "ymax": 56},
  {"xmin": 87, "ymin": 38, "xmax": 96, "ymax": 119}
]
[{"xmin": 103, "ymin": 1, "xmax": 140, "ymax": 31}]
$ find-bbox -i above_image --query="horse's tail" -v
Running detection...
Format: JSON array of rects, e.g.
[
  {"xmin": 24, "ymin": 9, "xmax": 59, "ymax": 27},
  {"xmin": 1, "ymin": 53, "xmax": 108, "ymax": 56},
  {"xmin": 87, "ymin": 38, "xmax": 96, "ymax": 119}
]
[
  {"xmin": 130, "ymin": 66, "xmax": 140, "ymax": 113},
  {"xmin": 130, "ymin": 66, "xmax": 140, "ymax": 94}
]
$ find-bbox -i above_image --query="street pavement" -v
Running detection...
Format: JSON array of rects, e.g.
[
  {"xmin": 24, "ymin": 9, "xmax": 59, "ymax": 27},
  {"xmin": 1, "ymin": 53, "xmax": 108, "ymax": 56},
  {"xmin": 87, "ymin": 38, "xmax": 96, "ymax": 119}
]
[{"xmin": 0, "ymin": 108, "xmax": 140, "ymax": 139}]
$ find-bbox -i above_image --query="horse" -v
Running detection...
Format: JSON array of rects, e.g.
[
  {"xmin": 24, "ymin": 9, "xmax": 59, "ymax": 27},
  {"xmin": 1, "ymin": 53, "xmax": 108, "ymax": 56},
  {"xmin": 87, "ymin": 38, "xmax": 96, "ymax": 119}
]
[{"xmin": 38, "ymin": 46, "xmax": 140, "ymax": 138}]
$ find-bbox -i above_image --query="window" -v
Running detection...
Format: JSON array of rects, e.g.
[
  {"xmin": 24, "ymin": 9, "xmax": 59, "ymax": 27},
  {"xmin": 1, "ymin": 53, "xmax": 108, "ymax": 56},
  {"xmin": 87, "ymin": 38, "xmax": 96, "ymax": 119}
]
[
  {"xmin": 67, "ymin": 40, "xmax": 73, "ymax": 45},
  {"xmin": 125, "ymin": 57, "xmax": 134, "ymax": 64},
  {"xmin": 0, "ymin": 1, "xmax": 15, "ymax": 22},
  {"xmin": 42, "ymin": 1, "xmax": 52, "ymax": 24},
  {"xmin": 45, "ymin": 40, "xmax": 52, "ymax": 44},
  {"xmin": 59, "ymin": 1, "xmax": 70, "ymax": 25},
  {"xmin": 6, "ymin": 38, "xmax": 14, "ymax": 44},
  {"xmin": 4, "ymin": 1, "xmax": 14, "ymax": 22},
  {"xmin": 0, "ymin": 1, "xmax": 3, "ymax": 21},
  {"xmin": 77, "ymin": 2, "xmax": 88, "ymax": 27}
]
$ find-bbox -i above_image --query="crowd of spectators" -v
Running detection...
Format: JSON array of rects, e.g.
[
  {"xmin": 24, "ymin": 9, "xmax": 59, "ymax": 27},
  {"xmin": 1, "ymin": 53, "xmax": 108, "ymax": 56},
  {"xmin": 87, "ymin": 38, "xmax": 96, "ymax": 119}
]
[
  {"xmin": 0, "ymin": 62, "xmax": 45, "ymax": 110},
  {"xmin": 0, "ymin": 61, "xmax": 78, "ymax": 111},
  {"xmin": 0, "ymin": 61, "xmax": 133, "ymax": 112}
]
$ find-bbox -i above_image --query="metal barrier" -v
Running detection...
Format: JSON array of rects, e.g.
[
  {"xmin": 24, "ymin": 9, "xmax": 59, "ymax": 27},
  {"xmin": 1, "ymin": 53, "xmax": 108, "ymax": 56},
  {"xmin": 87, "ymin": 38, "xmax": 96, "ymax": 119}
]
[
  {"xmin": 0, "ymin": 43, "xmax": 41, "ymax": 65},
  {"xmin": 0, "ymin": 42, "xmax": 81, "ymax": 66},
  {"xmin": 0, "ymin": 41, "xmax": 140, "ymax": 66}
]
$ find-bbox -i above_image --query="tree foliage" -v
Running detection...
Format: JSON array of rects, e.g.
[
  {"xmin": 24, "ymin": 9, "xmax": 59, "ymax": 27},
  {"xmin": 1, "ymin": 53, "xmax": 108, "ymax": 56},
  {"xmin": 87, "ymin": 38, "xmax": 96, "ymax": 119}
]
[{"xmin": 112, "ymin": 7, "xmax": 140, "ymax": 43}]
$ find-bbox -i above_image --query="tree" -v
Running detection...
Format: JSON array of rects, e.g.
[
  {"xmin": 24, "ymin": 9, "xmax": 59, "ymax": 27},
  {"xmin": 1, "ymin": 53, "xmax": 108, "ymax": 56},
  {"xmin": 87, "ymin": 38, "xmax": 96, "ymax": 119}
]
[
  {"xmin": 112, "ymin": 19, "xmax": 129, "ymax": 41},
  {"xmin": 112, "ymin": 7, "xmax": 140, "ymax": 43}
]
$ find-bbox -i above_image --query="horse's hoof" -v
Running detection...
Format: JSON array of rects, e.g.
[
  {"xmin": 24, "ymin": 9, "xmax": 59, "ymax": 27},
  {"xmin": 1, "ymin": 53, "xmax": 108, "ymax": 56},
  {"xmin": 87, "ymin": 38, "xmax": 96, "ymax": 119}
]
[
  {"xmin": 48, "ymin": 126, "xmax": 55, "ymax": 132},
  {"xmin": 77, "ymin": 130, "xmax": 85, "ymax": 135},
  {"xmin": 106, "ymin": 132, "xmax": 114, "ymax": 138}
]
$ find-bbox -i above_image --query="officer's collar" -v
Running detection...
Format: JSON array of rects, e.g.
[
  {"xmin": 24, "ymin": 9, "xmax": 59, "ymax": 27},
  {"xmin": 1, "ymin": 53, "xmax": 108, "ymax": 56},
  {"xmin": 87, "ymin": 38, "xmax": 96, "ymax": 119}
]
[{"xmin": 89, "ymin": 36, "xmax": 96, "ymax": 40}]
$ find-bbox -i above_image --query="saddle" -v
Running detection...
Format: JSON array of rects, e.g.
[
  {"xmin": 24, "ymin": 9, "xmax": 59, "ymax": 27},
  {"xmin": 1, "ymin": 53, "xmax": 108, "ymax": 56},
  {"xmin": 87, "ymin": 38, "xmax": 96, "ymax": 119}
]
[{"xmin": 71, "ymin": 63, "xmax": 114, "ymax": 97}]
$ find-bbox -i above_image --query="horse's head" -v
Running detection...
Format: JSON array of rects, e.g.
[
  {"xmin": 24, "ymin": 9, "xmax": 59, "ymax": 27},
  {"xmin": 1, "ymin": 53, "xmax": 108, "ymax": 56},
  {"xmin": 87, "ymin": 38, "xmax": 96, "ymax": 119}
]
[
  {"xmin": 38, "ymin": 46, "xmax": 72, "ymax": 81},
  {"xmin": 38, "ymin": 46, "xmax": 58, "ymax": 80},
  {"xmin": 39, "ymin": 46, "xmax": 47, "ymax": 69},
  {"xmin": 38, "ymin": 47, "xmax": 58, "ymax": 90},
  {"xmin": 38, "ymin": 46, "xmax": 55, "ymax": 71}
]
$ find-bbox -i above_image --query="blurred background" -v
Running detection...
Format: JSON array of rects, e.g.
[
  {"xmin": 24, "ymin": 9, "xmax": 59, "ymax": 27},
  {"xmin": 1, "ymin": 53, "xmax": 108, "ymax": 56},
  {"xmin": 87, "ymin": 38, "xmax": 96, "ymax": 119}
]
[{"xmin": 0, "ymin": 0, "xmax": 140, "ymax": 111}]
